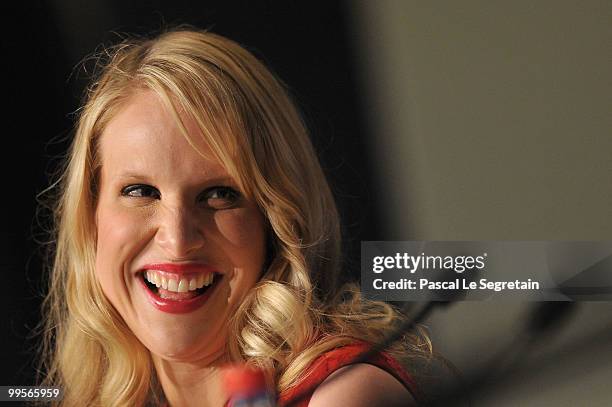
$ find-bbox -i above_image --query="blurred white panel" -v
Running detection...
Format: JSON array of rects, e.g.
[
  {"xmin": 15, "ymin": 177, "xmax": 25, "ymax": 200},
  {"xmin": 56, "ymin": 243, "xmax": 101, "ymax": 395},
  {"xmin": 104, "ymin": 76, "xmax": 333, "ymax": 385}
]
[
  {"xmin": 347, "ymin": 0, "xmax": 612, "ymax": 240},
  {"xmin": 347, "ymin": 1, "xmax": 612, "ymax": 405}
]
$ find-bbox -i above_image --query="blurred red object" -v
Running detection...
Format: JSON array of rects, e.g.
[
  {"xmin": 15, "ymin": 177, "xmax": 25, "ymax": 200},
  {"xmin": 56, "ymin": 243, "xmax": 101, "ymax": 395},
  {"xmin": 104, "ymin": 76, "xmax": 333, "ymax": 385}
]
[{"xmin": 222, "ymin": 365, "xmax": 275, "ymax": 406}]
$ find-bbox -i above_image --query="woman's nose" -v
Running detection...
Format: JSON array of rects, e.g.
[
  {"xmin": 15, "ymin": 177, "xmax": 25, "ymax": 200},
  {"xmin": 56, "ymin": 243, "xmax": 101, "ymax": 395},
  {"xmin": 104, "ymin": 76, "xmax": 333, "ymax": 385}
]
[{"xmin": 154, "ymin": 205, "xmax": 206, "ymax": 259}]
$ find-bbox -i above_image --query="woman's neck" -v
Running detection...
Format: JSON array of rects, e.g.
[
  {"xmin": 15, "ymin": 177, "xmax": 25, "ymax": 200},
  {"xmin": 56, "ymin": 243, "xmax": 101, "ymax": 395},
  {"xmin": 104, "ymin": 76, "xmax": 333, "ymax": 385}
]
[{"xmin": 152, "ymin": 350, "xmax": 229, "ymax": 407}]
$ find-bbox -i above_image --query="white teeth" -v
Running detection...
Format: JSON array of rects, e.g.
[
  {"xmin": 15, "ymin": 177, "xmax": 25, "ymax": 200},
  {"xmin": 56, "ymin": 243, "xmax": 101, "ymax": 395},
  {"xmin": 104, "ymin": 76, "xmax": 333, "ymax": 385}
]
[
  {"xmin": 145, "ymin": 270, "xmax": 216, "ymax": 292},
  {"xmin": 177, "ymin": 279, "xmax": 188, "ymax": 293},
  {"xmin": 197, "ymin": 274, "xmax": 205, "ymax": 288},
  {"xmin": 167, "ymin": 279, "xmax": 178, "ymax": 291}
]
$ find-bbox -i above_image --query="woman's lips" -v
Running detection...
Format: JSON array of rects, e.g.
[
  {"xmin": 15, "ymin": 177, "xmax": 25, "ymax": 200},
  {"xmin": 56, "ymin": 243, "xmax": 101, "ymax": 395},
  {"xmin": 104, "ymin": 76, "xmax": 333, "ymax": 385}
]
[
  {"xmin": 157, "ymin": 286, "xmax": 199, "ymax": 301},
  {"xmin": 142, "ymin": 262, "xmax": 218, "ymax": 274},
  {"xmin": 138, "ymin": 274, "xmax": 221, "ymax": 314},
  {"xmin": 138, "ymin": 263, "xmax": 222, "ymax": 314}
]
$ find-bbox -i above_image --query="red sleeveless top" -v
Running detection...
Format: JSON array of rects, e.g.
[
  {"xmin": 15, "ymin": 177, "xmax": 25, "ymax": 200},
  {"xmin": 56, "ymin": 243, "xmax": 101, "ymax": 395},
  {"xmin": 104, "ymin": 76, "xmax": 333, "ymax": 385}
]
[{"xmin": 277, "ymin": 342, "xmax": 419, "ymax": 406}]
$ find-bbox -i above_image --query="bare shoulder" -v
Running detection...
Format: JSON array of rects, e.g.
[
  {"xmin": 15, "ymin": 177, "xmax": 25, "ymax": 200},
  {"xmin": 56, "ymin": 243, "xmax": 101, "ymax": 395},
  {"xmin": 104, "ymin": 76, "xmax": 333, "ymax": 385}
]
[{"xmin": 308, "ymin": 363, "xmax": 417, "ymax": 407}]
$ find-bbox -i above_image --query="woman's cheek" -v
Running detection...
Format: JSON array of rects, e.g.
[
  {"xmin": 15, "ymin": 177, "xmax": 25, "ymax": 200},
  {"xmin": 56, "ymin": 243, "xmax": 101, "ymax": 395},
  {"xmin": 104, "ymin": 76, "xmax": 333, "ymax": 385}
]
[
  {"xmin": 213, "ymin": 207, "xmax": 267, "ymax": 292},
  {"xmin": 95, "ymin": 207, "xmax": 146, "ymax": 304},
  {"xmin": 213, "ymin": 207, "xmax": 266, "ymax": 249}
]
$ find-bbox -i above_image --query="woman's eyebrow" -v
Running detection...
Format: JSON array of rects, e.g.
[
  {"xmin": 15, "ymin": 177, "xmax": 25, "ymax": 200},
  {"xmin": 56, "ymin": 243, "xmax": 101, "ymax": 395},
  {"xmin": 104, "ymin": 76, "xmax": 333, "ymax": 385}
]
[
  {"xmin": 113, "ymin": 172, "xmax": 236, "ymax": 185},
  {"xmin": 200, "ymin": 176, "xmax": 236, "ymax": 185},
  {"xmin": 113, "ymin": 172, "xmax": 152, "ymax": 182}
]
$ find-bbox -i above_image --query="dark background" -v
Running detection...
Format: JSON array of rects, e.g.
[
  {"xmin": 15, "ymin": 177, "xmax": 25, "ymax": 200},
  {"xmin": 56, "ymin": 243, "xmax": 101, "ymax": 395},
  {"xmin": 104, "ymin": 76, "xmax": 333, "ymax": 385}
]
[
  {"xmin": 1, "ymin": 1, "xmax": 380, "ymax": 385},
  {"xmin": 3, "ymin": 2, "xmax": 612, "ymax": 404}
]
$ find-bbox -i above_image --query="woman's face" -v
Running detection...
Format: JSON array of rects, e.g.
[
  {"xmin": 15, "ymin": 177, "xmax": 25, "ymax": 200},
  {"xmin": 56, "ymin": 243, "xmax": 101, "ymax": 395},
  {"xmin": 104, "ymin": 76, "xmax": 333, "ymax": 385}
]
[{"xmin": 94, "ymin": 90, "xmax": 266, "ymax": 362}]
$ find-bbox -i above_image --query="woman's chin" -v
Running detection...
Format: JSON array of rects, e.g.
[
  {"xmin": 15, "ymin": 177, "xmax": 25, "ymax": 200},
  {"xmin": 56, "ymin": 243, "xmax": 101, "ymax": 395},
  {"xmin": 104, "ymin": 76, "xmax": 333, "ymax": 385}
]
[{"xmin": 141, "ymin": 327, "xmax": 226, "ymax": 363}]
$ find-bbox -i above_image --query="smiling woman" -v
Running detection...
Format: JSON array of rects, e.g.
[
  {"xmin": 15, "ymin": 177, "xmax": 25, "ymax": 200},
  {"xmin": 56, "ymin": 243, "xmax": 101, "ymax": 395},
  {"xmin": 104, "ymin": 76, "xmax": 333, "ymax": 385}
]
[
  {"xmin": 38, "ymin": 28, "xmax": 432, "ymax": 406},
  {"xmin": 95, "ymin": 89, "xmax": 267, "ymax": 361}
]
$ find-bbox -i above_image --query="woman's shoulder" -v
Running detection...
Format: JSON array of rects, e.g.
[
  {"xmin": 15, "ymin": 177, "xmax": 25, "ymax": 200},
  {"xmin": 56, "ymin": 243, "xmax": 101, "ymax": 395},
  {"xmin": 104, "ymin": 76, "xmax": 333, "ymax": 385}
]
[
  {"xmin": 308, "ymin": 363, "xmax": 416, "ymax": 407},
  {"xmin": 278, "ymin": 341, "xmax": 419, "ymax": 406}
]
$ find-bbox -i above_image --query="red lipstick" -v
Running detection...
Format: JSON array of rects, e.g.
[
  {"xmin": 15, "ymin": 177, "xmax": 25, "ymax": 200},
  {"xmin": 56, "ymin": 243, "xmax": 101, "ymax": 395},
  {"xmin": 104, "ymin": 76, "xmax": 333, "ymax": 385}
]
[
  {"xmin": 142, "ymin": 263, "xmax": 219, "ymax": 275},
  {"xmin": 138, "ymin": 263, "xmax": 221, "ymax": 314}
]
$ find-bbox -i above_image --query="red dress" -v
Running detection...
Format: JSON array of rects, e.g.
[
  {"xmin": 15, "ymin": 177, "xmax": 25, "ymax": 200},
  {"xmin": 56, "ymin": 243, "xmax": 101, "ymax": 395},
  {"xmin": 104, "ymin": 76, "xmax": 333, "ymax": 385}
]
[{"xmin": 277, "ymin": 342, "xmax": 419, "ymax": 406}]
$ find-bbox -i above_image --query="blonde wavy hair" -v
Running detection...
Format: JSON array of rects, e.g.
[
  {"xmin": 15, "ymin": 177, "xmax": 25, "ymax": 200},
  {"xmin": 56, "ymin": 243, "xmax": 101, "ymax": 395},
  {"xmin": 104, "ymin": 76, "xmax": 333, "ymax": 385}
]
[{"xmin": 38, "ymin": 28, "xmax": 431, "ymax": 406}]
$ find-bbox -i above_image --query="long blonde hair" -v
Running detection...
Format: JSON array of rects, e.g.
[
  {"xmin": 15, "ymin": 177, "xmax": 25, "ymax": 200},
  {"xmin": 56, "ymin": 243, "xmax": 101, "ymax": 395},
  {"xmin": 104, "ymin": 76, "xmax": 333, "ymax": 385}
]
[{"xmin": 39, "ymin": 28, "xmax": 431, "ymax": 406}]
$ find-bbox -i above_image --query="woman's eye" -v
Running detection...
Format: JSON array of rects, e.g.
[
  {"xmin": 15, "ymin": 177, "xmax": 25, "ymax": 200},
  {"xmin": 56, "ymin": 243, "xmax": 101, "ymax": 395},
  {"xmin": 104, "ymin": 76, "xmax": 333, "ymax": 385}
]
[
  {"xmin": 121, "ymin": 184, "xmax": 160, "ymax": 199},
  {"xmin": 201, "ymin": 187, "xmax": 241, "ymax": 209}
]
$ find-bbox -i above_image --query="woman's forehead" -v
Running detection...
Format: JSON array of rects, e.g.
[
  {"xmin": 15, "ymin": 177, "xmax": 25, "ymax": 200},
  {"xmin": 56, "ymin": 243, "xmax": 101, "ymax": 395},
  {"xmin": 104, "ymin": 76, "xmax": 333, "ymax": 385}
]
[{"xmin": 98, "ymin": 90, "xmax": 233, "ymax": 183}]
